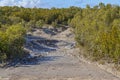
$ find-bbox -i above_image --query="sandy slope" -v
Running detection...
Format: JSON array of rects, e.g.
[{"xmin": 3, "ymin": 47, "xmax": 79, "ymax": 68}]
[{"xmin": 0, "ymin": 28, "xmax": 119, "ymax": 80}]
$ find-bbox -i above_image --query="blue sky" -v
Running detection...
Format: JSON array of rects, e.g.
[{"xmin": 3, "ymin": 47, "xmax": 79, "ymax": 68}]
[{"xmin": 0, "ymin": 0, "xmax": 120, "ymax": 8}]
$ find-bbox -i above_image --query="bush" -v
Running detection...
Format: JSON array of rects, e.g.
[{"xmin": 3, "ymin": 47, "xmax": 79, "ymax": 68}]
[
  {"xmin": 36, "ymin": 20, "xmax": 44, "ymax": 28},
  {"xmin": 0, "ymin": 24, "xmax": 26, "ymax": 62},
  {"xmin": 51, "ymin": 20, "xmax": 58, "ymax": 27},
  {"xmin": 70, "ymin": 5, "xmax": 120, "ymax": 64}
]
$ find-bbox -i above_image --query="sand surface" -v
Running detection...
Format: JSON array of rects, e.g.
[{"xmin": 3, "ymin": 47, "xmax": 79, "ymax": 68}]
[{"xmin": 0, "ymin": 28, "xmax": 119, "ymax": 80}]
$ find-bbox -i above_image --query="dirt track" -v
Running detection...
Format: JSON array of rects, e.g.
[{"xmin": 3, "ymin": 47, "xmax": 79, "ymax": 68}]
[{"xmin": 0, "ymin": 28, "xmax": 119, "ymax": 80}]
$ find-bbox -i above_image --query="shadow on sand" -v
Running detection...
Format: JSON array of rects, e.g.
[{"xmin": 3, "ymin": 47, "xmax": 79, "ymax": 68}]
[
  {"xmin": 3, "ymin": 56, "xmax": 62, "ymax": 68},
  {"xmin": 2, "ymin": 35, "xmax": 62, "ymax": 68}
]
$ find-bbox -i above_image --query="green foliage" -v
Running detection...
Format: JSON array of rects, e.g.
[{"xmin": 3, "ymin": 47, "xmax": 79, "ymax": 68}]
[
  {"xmin": 36, "ymin": 20, "xmax": 44, "ymax": 28},
  {"xmin": 26, "ymin": 20, "xmax": 36, "ymax": 28},
  {"xmin": 9, "ymin": 16, "xmax": 22, "ymax": 25},
  {"xmin": 0, "ymin": 6, "xmax": 80, "ymax": 28},
  {"xmin": 52, "ymin": 20, "xmax": 58, "ymax": 27},
  {"xmin": 1, "ymin": 4, "xmax": 120, "ymax": 65},
  {"xmin": 0, "ymin": 6, "xmax": 80, "ymax": 63},
  {"xmin": 70, "ymin": 4, "xmax": 120, "ymax": 64},
  {"xmin": 0, "ymin": 24, "xmax": 26, "ymax": 62}
]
